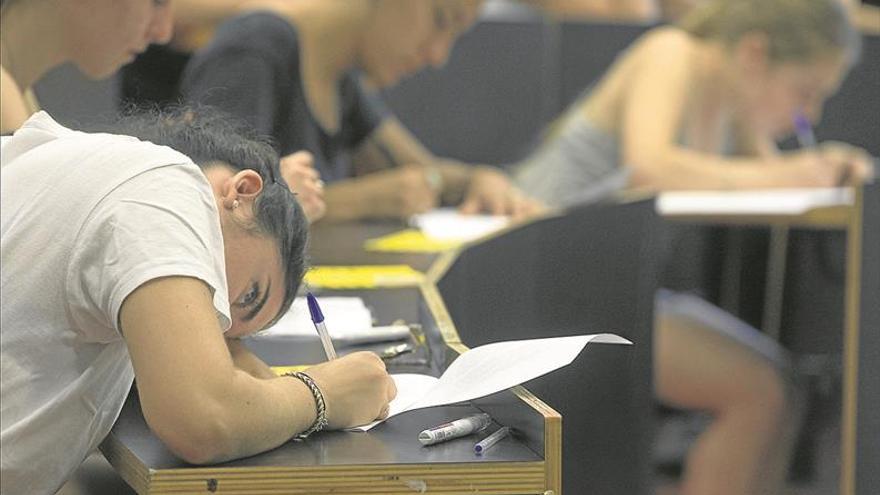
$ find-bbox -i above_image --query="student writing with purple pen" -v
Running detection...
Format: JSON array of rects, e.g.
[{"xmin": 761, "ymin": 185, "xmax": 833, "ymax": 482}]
[{"xmin": 514, "ymin": 1, "xmax": 874, "ymax": 494}]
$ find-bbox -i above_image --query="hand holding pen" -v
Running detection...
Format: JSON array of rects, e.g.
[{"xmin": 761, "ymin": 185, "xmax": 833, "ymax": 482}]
[
  {"xmin": 295, "ymin": 293, "xmax": 398, "ymax": 429},
  {"xmin": 793, "ymin": 112, "xmax": 875, "ymax": 186}
]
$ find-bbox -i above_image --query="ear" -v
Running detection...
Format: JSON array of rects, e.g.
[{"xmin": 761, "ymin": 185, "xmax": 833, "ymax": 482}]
[
  {"xmin": 219, "ymin": 169, "xmax": 264, "ymax": 210},
  {"xmin": 733, "ymin": 31, "xmax": 771, "ymax": 74}
]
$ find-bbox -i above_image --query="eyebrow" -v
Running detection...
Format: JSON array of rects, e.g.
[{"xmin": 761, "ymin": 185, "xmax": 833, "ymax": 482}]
[{"xmin": 242, "ymin": 279, "xmax": 271, "ymax": 323}]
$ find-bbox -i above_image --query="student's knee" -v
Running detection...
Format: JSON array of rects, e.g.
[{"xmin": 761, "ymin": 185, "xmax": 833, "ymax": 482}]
[{"xmin": 745, "ymin": 358, "xmax": 803, "ymax": 426}]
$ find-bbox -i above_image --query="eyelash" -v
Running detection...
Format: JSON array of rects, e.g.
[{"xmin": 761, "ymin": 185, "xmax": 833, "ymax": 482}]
[{"xmin": 237, "ymin": 283, "xmax": 260, "ymax": 307}]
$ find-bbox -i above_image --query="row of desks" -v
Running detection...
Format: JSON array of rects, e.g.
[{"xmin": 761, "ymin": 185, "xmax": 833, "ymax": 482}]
[{"xmin": 101, "ymin": 186, "xmax": 877, "ymax": 494}]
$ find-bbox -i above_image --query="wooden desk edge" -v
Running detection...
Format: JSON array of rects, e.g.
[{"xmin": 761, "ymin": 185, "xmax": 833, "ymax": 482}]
[
  {"xmin": 101, "ymin": 431, "xmax": 550, "ymax": 494},
  {"xmin": 662, "ymin": 204, "xmax": 853, "ymax": 228},
  {"xmin": 841, "ymin": 188, "xmax": 863, "ymax": 495},
  {"xmin": 102, "ymin": 281, "xmax": 562, "ymax": 495}
]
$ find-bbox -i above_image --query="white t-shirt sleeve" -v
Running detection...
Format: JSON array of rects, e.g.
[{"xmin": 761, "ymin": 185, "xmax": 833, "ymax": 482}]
[{"xmin": 66, "ymin": 163, "xmax": 231, "ymax": 342}]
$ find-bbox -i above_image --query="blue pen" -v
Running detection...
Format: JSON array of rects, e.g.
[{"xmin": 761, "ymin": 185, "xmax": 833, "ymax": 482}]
[{"xmin": 307, "ymin": 292, "xmax": 337, "ymax": 360}]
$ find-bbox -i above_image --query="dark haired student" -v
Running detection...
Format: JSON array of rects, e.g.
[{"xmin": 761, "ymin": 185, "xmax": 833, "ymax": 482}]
[{"xmin": 0, "ymin": 110, "xmax": 396, "ymax": 495}]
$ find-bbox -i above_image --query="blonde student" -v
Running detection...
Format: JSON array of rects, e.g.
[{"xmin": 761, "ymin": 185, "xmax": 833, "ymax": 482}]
[
  {"xmin": 516, "ymin": 0, "xmax": 873, "ymax": 205},
  {"xmin": 515, "ymin": 1, "xmax": 871, "ymax": 494},
  {"xmin": 0, "ymin": 109, "xmax": 395, "ymax": 494}
]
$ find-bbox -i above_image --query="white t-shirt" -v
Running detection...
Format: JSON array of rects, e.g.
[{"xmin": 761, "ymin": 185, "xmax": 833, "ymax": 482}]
[{"xmin": 0, "ymin": 113, "xmax": 231, "ymax": 495}]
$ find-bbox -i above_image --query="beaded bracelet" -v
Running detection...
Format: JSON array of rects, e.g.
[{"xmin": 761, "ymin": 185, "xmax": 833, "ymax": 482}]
[{"xmin": 283, "ymin": 371, "xmax": 328, "ymax": 439}]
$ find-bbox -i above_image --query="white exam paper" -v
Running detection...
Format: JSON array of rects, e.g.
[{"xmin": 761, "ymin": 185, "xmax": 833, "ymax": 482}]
[
  {"xmin": 657, "ymin": 188, "xmax": 852, "ymax": 216},
  {"xmin": 411, "ymin": 208, "xmax": 510, "ymax": 241},
  {"xmin": 253, "ymin": 297, "xmax": 410, "ymax": 344},
  {"xmin": 352, "ymin": 333, "xmax": 632, "ymax": 431}
]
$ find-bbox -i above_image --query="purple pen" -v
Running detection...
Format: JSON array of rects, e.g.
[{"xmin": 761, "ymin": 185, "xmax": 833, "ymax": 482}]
[
  {"xmin": 307, "ymin": 292, "xmax": 337, "ymax": 360},
  {"xmin": 793, "ymin": 112, "xmax": 816, "ymax": 148}
]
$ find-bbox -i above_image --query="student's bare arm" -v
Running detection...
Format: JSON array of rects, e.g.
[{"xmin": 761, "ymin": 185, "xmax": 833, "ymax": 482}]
[
  {"xmin": 226, "ymin": 338, "xmax": 276, "ymax": 379},
  {"xmin": 341, "ymin": 119, "xmax": 542, "ymax": 219},
  {"xmin": 1, "ymin": 67, "xmax": 31, "ymax": 134},
  {"xmin": 619, "ymin": 31, "xmax": 851, "ymax": 190},
  {"xmin": 120, "ymin": 276, "xmax": 394, "ymax": 464}
]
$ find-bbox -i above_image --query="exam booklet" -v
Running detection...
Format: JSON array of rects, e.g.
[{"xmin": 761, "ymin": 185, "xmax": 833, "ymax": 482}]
[{"xmin": 353, "ymin": 333, "xmax": 631, "ymax": 431}]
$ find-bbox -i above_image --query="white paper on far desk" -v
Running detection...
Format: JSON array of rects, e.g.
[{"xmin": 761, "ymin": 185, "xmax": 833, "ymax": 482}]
[
  {"xmin": 251, "ymin": 297, "xmax": 410, "ymax": 344},
  {"xmin": 352, "ymin": 333, "xmax": 632, "ymax": 431},
  {"xmin": 410, "ymin": 208, "xmax": 509, "ymax": 241},
  {"xmin": 657, "ymin": 188, "xmax": 852, "ymax": 216}
]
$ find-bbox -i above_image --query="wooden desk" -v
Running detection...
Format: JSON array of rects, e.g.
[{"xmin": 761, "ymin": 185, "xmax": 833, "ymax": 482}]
[
  {"xmin": 308, "ymin": 221, "xmax": 440, "ymax": 272},
  {"xmin": 102, "ymin": 283, "xmax": 562, "ymax": 495}
]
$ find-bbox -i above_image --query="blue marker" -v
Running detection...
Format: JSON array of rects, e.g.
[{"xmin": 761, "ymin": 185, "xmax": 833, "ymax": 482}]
[{"xmin": 307, "ymin": 292, "xmax": 337, "ymax": 360}]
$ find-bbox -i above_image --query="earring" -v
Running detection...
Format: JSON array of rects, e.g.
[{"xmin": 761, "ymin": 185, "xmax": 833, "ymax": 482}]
[{"xmin": 232, "ymin": 199, "xmax": 240, "ymax": 209}]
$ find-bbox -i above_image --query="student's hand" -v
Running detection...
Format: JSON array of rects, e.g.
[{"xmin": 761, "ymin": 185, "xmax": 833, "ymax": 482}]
[
  {"xmin": 362, "ymin": 166, "xmax": 440, "ymax": 219},
  {"xmin": 301, "ymin": 352, "xmax": 397, "ymax": 429},
  {"xmin": 784, "ymin": 150, "xmax": 852, "ymax": 187},
  {"xmin": 280, "ymin": 151, "xmax": 326, "ymax": 223},
  {"xmin": 459, "ymin": 167, "xmax": 547, "ymax": 220},
  {"xmin": 818, "ymin": 142, "xmax": 875, "ymax": 185}
]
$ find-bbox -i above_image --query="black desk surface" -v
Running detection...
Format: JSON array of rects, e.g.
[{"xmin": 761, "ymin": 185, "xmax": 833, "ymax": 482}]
[
  {"xmin": 102, "ymin": 282, "xmax": 558, "ymax": 494},
  {"xmin": 308, "ymin": 221, "xmax": 439, "ymax": 272}
]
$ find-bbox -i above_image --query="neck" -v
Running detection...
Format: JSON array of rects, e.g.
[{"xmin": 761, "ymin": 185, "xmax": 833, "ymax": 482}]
[
  {"xmin": 0, "ymin": 2, "xmax": 68, "ymax": 90},
  {"xmin": 286, "ymin": 0, "xmax": 372, "ymax": 84}
]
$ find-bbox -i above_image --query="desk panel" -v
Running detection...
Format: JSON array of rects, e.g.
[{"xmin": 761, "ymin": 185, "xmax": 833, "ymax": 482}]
[{"xmin": 436, "ymin": 200, "xmax": 660, "ymax": 495}]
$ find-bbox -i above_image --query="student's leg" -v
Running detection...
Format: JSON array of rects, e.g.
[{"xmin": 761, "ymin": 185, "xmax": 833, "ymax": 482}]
[{"xmin": 654, "ymin": 292, "xmax": 803, "ymax": 495}]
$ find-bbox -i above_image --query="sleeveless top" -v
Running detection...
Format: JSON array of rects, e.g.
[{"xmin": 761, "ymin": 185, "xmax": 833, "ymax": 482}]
[{"xmin": 514, "ymin": 110, "xmax": 629, "ymax": 208}]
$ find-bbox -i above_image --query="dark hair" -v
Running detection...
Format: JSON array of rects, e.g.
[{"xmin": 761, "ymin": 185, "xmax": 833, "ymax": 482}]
[
  {"xmin": 680, "ymin": 0, "xmax": 861, "ymax": 65},
  {"xmin": 103, "ymin": 105, "xmax": 308, "ymax": 327}
]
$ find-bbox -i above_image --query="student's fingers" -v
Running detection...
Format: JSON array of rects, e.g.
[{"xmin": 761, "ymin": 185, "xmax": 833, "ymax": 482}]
[
  {"xmin": 377, "ymin": 403, "xmax": 390, "ymax": 420},
  {"xmin": 283, "ymin": 150, "xmax": 315, "ymax": 168},
  {"xmin": 386, "ymin": 374, "xmax": 398, "ymax": 401},
  {"xmin": 301, "ymin": 196, "xmax": 326, "ymax": 223},
  {"xmin": 457, "ymin": 196, "xmax": 481, "ymax": 215},
  {"xmin": 396, "ymin": 167, "xmax": 438, "ymax": 215}
]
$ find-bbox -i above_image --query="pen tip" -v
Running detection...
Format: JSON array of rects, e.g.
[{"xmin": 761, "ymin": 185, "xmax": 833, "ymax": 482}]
[
  {"xmin": 306, "ymin": 292, "xmax": 324, "ymax": 323},
  {"xmin": 793, "ymin": 112, "xmax": 811, "ymax": 131}
]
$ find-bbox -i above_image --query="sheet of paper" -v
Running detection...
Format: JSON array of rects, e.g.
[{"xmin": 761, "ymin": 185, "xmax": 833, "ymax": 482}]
[
  {"xmin": 410, "ymin": 208, "xmax": 510, "ymax": 241},
  {"xmin": 352, "ymin": 333, "xmax": 631, "ymax": 430},
  {"xmin": 657, "ymin": 188, "xmax": 853, "ymax": 216},
  {"xmin": 252, "ymin": 297, "xmax": 410, "ymax": 344}
]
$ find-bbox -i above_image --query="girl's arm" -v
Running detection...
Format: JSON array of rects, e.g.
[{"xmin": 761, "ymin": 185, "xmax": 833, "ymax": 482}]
[
  {"xmin": 618, "ymin": 31, "xmax": 849, "ymax": 190},
  {"xmin": 120, "ymin": 276, "xmax": 395, "ymax": 465},
  {"xmin": 344, "ymin": 118, "xmax": 543, "ymax": 219},
  {"xmin": 226, "ymin": 338, "xmax": 277, "ymax": 379}
]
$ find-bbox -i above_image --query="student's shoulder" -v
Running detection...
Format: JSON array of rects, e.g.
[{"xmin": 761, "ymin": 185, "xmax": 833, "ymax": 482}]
[
  {"xmin": 210, "ymin": 11, "xmax": 300, "ymax": 59},
  {"xmin": 632, "ymin": 26, "xmax": 695, "ymax": 56},
  {"xmin": 626, "ymin": 26, "xmax": 696, "ymax": 72}
]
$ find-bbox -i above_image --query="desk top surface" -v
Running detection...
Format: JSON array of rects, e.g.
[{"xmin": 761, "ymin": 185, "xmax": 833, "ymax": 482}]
[
  {"xmin": 308, "ymin": 221, "xmax": 440, "ymax": 272},
  {"xmin": 109, "ymin": 393, "xmax": 542, "ymax": 471}
]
